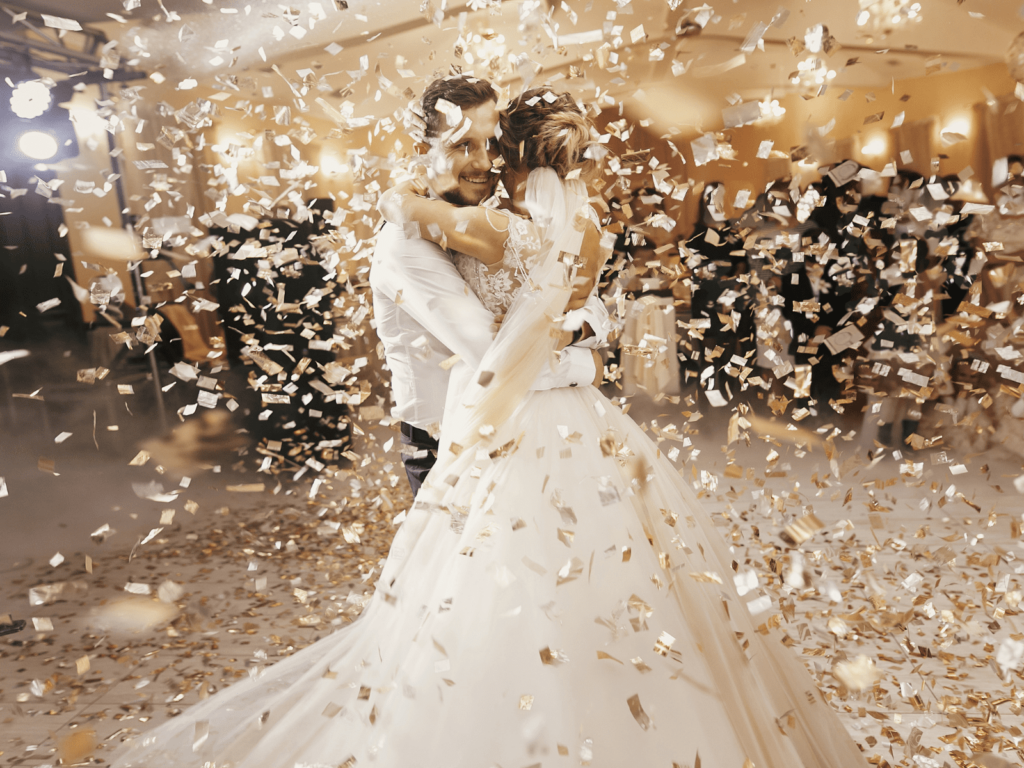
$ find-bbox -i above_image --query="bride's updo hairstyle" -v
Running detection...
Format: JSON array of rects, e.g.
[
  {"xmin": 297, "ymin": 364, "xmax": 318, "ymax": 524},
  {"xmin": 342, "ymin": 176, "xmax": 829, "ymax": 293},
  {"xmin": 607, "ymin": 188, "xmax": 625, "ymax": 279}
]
[{"xmin": 497, "ymin": 88, "xmax": 597, "ymax": 180}]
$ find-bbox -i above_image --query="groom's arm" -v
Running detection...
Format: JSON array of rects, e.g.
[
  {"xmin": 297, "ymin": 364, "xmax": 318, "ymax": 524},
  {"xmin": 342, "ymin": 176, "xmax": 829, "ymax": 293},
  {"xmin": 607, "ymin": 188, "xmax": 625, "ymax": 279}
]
[
  {"xmin": 375, "ymin": 226, "xmax": 596, "ymax": 388},
  {"xmin": 375, "ymin": 229, "xmax": 495, "ymax": 370}
]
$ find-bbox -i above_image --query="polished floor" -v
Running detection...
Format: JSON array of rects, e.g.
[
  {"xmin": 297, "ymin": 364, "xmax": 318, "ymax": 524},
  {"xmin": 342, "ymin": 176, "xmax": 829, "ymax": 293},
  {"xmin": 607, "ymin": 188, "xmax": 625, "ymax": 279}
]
[{"xmin": 2, "ymin": 330, "xmax": 1023, "ymax": 766}]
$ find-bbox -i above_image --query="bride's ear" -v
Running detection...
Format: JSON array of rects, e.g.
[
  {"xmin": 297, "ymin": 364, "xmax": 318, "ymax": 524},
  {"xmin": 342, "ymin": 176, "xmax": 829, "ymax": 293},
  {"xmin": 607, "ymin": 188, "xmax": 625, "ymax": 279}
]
[{"xmin": 413, "ymin": 141, "xmax": 430, "ymax": 156}]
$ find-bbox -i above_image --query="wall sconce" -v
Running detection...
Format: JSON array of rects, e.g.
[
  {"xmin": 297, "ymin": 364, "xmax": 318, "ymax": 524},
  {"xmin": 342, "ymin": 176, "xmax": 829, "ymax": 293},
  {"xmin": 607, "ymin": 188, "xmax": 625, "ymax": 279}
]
[
  {"xmin": 861, "ymin": 135, "xmax": 888, "ymax": 156},
  {"xmin": 320, "ymin": 149, "xmax": 350, "ymax": 178},
  {"xmin": 940, "ymin": 117, "xmax": 970, "ymax": 147}
]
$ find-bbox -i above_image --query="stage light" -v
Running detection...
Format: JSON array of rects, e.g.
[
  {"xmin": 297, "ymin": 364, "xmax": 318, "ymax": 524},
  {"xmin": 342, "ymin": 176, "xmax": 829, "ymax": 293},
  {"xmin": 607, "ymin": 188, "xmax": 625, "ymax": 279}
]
[
  {"xmin": 10, "ymin": 81, "xmax": 52, "ymax": 120},
  {"xmin": 2, "ymin": 77, "xmax": 80, "ymax": 165},
  {"xmin": 18, "ymin": 131, "xmax": 59, "ymax": 160}
]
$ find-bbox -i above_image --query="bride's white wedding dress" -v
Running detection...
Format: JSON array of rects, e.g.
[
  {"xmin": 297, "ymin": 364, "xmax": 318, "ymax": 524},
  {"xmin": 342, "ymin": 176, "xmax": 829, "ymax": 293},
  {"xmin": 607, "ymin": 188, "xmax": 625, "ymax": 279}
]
[{"xmin": 112, "ymin": 170, "xmax": 865, "ymax": 768}]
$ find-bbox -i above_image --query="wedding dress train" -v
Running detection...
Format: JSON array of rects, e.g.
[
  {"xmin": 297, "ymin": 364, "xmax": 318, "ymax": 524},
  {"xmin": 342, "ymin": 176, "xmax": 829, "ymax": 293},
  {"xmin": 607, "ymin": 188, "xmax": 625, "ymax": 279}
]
[{"xmin": 111, "ymin": 169, "xmax": 865, "ymax": 768}]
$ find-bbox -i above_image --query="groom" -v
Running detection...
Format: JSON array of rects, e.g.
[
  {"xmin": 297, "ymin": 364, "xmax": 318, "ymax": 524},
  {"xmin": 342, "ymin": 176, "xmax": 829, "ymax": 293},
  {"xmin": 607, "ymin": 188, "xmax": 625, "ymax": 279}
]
[{"xmin": 370, "ymin": 74, "xmax": 607, "ymax": 496}]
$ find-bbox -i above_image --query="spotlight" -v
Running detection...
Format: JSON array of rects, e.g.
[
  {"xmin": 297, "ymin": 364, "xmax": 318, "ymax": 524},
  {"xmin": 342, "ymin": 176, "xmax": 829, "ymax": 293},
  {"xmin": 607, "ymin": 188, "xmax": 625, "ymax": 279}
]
[
  {"xmin": 18, "ymin": 130, "xmax": 59, "ymax": 160},
  {"xmin": 2, "ymin": 79, "xmax": 79, "ymax": 164},
  {"xmin": 10, "ymin": 81, "xmax": 52, "ymax": 120}
]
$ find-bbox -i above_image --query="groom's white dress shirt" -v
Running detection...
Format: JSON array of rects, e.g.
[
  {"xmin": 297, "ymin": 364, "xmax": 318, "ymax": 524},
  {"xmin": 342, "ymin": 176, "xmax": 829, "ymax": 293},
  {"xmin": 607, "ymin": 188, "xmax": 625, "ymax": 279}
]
[{"xmin": 371, "ymin": 222, "xmax": 603, "ymax": 434}]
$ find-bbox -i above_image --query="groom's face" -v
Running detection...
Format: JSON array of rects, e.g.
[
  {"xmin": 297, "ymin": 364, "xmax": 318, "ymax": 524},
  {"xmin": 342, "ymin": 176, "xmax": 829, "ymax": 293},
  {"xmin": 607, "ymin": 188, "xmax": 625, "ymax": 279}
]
[{"xmin": 427, "ymin": 100, "xmax": 500, "ymax": 207}]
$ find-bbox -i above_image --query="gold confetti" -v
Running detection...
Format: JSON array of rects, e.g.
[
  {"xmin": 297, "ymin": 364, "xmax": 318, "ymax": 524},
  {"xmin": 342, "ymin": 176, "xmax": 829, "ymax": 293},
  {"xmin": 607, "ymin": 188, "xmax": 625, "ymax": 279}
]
[
  {"xmin": 833, "ymin": 655, "xmax": 881, "ymax": 691},
  {"xmin": 653, "ymin": 631, "xmax": 676, "ymax": 656},
  {"xmin": 631, "ymin": 656, "xmax": 652, "ymax": 673},
  {"xmin": 438, "ymin": 354, "xmax": 461, "ymax": 370},
  {"xmin": 626, "ymin": 694, "xmax": 651, "ymax": 730},
  {"xmin": 539, "ymin": 646, "xmax": 568, "ymax": 666},
  {"xmin": 58, "ymin": 729, "xmax": 96, "ymax": 764},
  {"xmin": 128, "ymin": 450, "xmax": 151, "ymax": 466},
  {"xmin": 780, "ymin": 512, "xmax": 824, "ymax": 546},
  {"xmin": 321, "ymin": 702, "xmax": 343, "ymax": 718},
  {"xmin": 556, "ymin": 556, "xmax": 585, "ymax": 585}
]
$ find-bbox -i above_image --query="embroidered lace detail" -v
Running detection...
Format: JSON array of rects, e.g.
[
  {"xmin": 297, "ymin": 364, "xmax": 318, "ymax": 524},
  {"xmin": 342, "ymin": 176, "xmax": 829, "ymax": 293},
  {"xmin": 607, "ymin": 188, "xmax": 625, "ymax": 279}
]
[
  {"xmin": 452, "ymin": 213, "xmax": 541, "ymax": 317},
  {"xmin": 452, "ymin": 255, "xmax": 517, "ymax": 316},
  {"xmin": 502, "ymin": 215, "xmax": 542, "ymax": 277}
]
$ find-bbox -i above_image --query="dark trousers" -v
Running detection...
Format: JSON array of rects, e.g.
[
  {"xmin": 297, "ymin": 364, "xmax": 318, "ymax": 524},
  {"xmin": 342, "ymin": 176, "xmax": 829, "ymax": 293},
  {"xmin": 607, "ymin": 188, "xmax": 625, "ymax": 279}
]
[{"xmin": 399, "ymin": 422, "xmax": 438, "ymax": 498}]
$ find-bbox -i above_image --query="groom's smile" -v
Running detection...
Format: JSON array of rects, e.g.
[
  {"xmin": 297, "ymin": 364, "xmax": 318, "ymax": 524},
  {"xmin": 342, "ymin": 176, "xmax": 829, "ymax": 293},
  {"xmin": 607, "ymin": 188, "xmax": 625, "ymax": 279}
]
[{"xmin": 431, "ymin": 100, "xmax": 500, "ymax": 207}]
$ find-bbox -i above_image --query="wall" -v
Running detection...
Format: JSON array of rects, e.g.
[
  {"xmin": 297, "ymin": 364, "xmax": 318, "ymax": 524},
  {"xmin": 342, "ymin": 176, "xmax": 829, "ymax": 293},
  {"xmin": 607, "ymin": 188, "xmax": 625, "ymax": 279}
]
[
  {"xmin": 54, "ymin": 86, "xmax": 134, "ymax": 324},
  {"xmin": 621, "ymin": 62, "xmax": 1020, "ymax": 233}
]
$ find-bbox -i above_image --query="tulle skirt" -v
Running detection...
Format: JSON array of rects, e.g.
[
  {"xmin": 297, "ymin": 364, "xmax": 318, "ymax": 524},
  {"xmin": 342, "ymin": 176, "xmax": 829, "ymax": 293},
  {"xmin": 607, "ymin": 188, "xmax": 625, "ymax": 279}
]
[{"xmin": 112, "ymin": 385, "xmax": 865, "ymax": 768}]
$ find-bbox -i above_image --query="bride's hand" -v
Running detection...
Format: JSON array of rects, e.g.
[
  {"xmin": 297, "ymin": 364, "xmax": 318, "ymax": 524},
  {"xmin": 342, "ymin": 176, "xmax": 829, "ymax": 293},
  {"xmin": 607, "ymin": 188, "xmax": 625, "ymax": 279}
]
[{"xmin": 378, "ymin": 179, "xmax": 428, "ymax": 226}]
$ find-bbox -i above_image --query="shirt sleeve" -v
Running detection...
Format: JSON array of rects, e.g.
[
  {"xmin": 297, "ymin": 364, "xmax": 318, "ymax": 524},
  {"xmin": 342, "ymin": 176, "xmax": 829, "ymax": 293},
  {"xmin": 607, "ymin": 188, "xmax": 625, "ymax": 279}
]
[
  {"xmin": 530, "ymin": 346, "xmax": 596, "ymax": 391},
  {"xmin": 375, "ymin": 225, "xmax": 596, "ymax": 392},
  {"xmin": 375, "ymin": 226, "xmax": 496, "ymax": 371}
]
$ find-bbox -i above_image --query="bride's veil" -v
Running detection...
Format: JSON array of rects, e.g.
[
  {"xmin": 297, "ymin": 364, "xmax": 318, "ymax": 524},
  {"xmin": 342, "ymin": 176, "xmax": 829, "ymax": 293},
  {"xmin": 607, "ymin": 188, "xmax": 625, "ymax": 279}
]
[{"xmin": 418, "ymin": 167, "xmax": 588, "ymax": 499}]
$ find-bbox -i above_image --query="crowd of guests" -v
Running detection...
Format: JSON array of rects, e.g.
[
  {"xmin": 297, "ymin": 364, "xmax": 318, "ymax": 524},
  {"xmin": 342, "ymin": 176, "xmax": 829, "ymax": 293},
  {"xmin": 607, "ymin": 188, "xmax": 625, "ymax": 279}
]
[
  {"xmin": 195, "ymin": 156, "xmax": 1024, "ymax": 461},
  {"xmin": 604, "ymin": 158, "xmax": 1024, "ymax": 453},
  {"xmin": 207, "ymin": 198, "xmax": 353, "ymax": 468}
]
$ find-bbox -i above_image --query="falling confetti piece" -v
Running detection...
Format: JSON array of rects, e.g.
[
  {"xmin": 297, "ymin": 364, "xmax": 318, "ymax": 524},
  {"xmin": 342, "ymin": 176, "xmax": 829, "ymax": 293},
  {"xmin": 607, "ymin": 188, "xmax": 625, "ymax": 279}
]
[
  {"xmin": 626, "ymin": 694, "xmax": 651, "ymax": 730},
  {"xmin": 58, "ymin": 729, "xmax": 96, "ymax": 763}
]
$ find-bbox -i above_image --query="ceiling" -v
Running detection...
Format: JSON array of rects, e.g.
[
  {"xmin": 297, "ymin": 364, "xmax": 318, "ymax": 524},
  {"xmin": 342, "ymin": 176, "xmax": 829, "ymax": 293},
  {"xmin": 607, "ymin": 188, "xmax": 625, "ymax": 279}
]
[
  {"xmin": 2, "ymin": 0, "xmax": 1021, "ymax": 132},
  {"xmin": 2, "ymin": 0, "xmax": 213, "ymax": 24}
]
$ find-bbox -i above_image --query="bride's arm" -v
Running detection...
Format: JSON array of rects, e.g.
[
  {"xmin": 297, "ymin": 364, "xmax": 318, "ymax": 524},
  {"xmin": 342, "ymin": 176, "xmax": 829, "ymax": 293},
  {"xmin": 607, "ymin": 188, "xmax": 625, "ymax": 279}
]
[
  {"xmin": 565, "ymin": 222, "xmax": 606, "ymax": 310},
  {"xmin": 378, "ymin": 181, "xmax": 515, "ymax": 267},
  {"xmin": 381, "ymin": 181, "xmax": 610, "ymax": 349},
  {"xmin": 555, "ymin": 220, "xmax": 611, "ymax": 350}
]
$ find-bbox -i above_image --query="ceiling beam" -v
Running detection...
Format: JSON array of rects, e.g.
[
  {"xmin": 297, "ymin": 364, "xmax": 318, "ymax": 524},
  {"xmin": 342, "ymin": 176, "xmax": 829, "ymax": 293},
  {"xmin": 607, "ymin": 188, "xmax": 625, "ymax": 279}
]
[
  {"xmin": 0, "ymin": 4, "xmax": 145, "ymax": 81},
  {"xmin": 0, "ymin": 29, "xmax": 99, "ymax": 63}
]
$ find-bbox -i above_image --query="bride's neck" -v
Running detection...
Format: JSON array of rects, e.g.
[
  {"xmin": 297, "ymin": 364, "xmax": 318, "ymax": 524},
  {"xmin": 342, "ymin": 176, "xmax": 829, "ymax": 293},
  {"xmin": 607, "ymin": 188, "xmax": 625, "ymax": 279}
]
[
  {"xmin": 500, "ymin": 167, "xmax": 530, "ymax": 214},
  {"xmin": 511, "ymin": 184, "xmax": 528, "ymax": 214}
]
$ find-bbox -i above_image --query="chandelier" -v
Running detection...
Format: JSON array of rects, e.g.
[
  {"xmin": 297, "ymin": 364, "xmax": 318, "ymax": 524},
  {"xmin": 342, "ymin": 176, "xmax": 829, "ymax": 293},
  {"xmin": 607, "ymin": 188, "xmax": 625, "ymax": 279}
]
[
  {"xmin": 787, "ymin": 25, "xmax": 837, "ymax": 97},
  {"xmin": 455, "ymin": 29, "xmax": 509, "ymax": 80},
  {"xmin": 789, "ymin": 57, "xmax": 836, "ymax": 96},
  {"xmin": 757, "ymin": 99, "xmax": 786, "ymax": 124},
  {"xmin": 856, "ymin": 0, "xmax": 922, "ymax": 41}
]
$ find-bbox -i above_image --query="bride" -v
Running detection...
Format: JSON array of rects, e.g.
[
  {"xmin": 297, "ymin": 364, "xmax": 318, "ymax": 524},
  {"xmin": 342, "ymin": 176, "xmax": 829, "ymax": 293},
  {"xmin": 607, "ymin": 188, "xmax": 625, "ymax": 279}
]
[{"xmin": 111, "ymin": 89, "xmax": 866, "ymax": 768}]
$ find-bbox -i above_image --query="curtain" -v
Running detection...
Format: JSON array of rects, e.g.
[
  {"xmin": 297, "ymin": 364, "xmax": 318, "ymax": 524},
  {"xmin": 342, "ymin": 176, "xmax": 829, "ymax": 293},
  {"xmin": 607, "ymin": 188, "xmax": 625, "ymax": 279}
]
[
  {"xmin": 975, "ymin": 98, "xmax": 1024, "ymax": 197},
  {"xmin": 892, "ymin": 117, "xmax": 935, "ymax": 176}
]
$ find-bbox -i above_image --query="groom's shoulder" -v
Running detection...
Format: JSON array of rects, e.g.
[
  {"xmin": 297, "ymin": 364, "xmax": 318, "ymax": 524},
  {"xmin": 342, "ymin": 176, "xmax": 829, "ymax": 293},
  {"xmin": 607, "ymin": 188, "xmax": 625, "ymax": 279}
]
[{"xmin": 375, "ymin": 222, "xmax": 447, "ymax": 261}]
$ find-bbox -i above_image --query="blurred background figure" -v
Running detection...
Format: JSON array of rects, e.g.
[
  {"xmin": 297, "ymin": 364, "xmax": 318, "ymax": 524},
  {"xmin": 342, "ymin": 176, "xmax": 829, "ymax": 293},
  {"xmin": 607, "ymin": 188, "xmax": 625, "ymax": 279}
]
[
  {"xmin": 688, "ymin": 181, "xmax": 753, "ymax": 408},
  {"xmin": 614, "ymin": 187, "xmax": 683, "ymax": 399}
]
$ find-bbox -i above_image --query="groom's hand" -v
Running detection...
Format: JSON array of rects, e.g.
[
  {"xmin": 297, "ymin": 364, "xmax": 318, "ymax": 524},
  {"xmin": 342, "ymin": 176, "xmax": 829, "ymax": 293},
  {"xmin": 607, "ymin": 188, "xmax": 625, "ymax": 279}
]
[
  {"xmin": 403, "ymin": 100, "xmax": 428, "ymax": 145},
  {"xmin": 555, "ymin": 321, "xmax": 595, "ymax": 350},
  {"xmin": 591, "ymin": 349, "xmax": 604, "ymax": 387}
]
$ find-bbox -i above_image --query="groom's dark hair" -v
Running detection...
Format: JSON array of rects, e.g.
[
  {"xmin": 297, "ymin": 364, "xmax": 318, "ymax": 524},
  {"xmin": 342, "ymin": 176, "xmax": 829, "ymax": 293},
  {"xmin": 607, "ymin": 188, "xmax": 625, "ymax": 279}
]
[{"xmin": 421, "ymin": 75, "xmax": 497, "ymax": 141}]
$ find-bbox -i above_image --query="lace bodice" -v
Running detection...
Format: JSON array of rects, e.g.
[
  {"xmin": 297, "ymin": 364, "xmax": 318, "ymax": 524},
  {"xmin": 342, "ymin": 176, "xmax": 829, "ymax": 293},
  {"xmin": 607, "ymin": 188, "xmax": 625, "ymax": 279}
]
[{"xmin": 452, "ymin": 214, "xmax": 541, "ymax": 316}]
